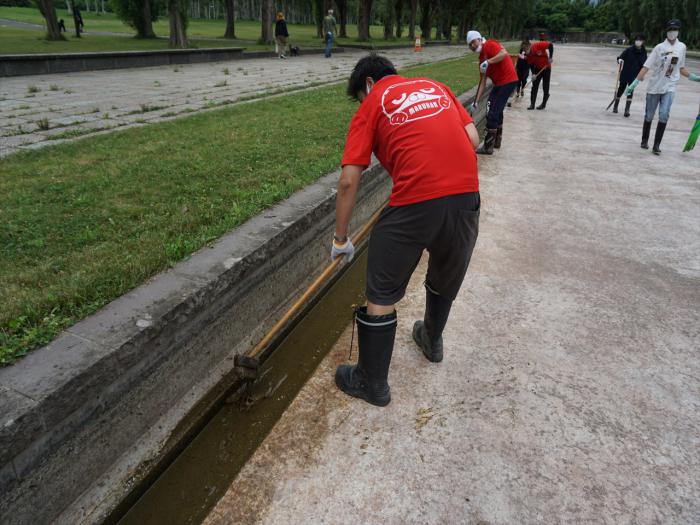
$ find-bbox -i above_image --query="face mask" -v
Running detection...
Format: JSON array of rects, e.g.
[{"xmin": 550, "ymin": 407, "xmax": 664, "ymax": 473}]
[
  {"xmin": 365, "ymin": 82, "xmax": 372, "ymax": 96},
  {"xmin": 667, "ymin": 31, "xmax": 679, "ymax": 41},
  {"xmin": 635, "ymin": 40, "xmax": 643, "ymax": 48},
  {"xmin": 475, "ymin": 44, "xmax": 483, "ymax": 54}
]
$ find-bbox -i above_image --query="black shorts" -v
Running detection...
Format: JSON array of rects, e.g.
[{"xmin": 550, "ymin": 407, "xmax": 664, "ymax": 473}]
[{"xmin": 366, "ymin": 192, "xmax": 480, "ymax": 305}]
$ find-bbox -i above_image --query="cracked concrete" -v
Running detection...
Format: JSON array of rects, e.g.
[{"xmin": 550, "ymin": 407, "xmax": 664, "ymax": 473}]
[
  {"xmin": 0, "ymin": 45, "xmax": 467, "ymax": 157},
  {"xmin": 203, "ymin": 45, "xmax": 700, "ymax": 525}
]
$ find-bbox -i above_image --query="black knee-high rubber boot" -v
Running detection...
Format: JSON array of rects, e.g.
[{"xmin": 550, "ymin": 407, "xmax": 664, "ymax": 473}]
[
  {"xmin": 613, "ymin": 98, "xmax": 620, "ymax": 113},
  {"xmin": 652, "ymin": 121, "xmax": 667, "ymax": 155},
  {"xmin": 536, "ymin": 94, "xmax": 549, "ymax": 110},
  {"xmin": 412, "ymin": 286, "xmax": 452, "ymax": 363},
  {"xmin": 335, "ymin": 306, "xmax": 396, "ymax": 407},
  {"xmin": 494, "ymin": 125, "xmax": 503, "ymax": 149},
  {"xmin": 624, "ymin": 100, "xmax": 632, "ymax": 117},
  {"xmin": 477, "ymin": 128, "xmax": 497, "ymax": 155},
  {"xmin": 641, "ymin": 120, "xmax": 652, "ymax": 149}
]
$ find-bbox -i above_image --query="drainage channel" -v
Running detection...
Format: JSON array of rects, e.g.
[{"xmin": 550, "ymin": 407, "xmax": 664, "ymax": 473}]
[{"xmin": 113, "ymin": 249, "xmax": 368, "ymax": 525}]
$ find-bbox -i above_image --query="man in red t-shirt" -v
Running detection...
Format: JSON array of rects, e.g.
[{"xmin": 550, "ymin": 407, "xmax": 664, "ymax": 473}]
[
  {"xmin": 526, "ymin": 39, "xmax": 554, "ymax": 110},
  {"xmin": 330, "ymin": 54, "xmax": 481, "ymax": 407},
  {"xmin": 467, "ymin": 30, "xmax": 519, "ymax": 155}
]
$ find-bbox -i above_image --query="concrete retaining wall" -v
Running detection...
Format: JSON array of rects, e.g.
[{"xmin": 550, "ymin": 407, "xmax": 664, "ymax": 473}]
[
  {"xmin": 0, "ymin": 82, "xmax": 491, "ymax": 525},
  {"xmin": 0, "ymin": 46, "xmax": 344, "ymax": 77}
]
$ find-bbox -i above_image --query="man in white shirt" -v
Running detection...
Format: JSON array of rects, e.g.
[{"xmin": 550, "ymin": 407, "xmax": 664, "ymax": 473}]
[{"xmin": 627, "ymin": 19, "xmax": 700, "ymax": 154}]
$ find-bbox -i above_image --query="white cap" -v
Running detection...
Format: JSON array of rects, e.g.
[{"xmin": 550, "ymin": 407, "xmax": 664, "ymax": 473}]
[{"xmin": 466, "ymin": 30, "xmax": 482, "ymax": 44}]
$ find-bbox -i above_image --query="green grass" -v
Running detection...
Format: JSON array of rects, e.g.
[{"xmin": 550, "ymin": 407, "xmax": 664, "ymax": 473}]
[
  {"xmin": 0, "ymin": 7, "xmax": 423, "ymax": 54},
  {"xmin": 0, "ymin": 55, "xmax": 479, "ymax": 366}
]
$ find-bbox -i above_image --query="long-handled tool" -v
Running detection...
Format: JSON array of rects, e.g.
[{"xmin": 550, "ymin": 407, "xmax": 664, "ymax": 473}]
[
  {"xmin": 683, "ymin": 101, "xmax": 700, "ymax": 152},
  {"xmin": 606, "ymin": 59, "xmax": 624, "ymax": 111},
  {"xmin": 469, "ymin": 73, "xmax": 487, "ymax": 117},
  {"xmin": 234, "ymin": 203, "xmax": 387, "ymax": 379}
]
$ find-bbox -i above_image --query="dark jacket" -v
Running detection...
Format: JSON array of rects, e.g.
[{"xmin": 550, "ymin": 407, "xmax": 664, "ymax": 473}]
[
  {"xmin": 275, "ymin": 20, "xmax": 289, "ymax": 38},
  {"xmin": 617, "ymin": 45, "xmax": 647, "ymax": 85}
]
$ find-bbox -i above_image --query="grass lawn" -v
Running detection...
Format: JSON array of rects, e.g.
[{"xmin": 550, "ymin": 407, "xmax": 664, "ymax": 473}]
[
  {"xmin": 1, "ymin": 7, "xmax": 423, "ymax": 54},
  {"xmin": 0, "ymin": 54, "xmax": 480, "ymax": 366}
]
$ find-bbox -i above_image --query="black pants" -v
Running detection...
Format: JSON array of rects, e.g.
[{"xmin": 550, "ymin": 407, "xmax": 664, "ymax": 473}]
[
  {"xmin": 517, "ymin": 76, "xmax": 527, "ymax": 94},
  {"xmin": 486, "ymin": 81, "xmax": 517, "ymax": 129},
  {"xmin": 530, "ymin": 66, "xmax": 551, "ymax": 106},
  {"xmin": 366, "ymin": 192, "xmax": 480, "ymax": 305}
]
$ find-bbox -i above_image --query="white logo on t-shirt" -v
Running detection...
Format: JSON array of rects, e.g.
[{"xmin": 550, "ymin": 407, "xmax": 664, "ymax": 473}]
[{"xmin": 381, "ymin": 79, "xmax": 451, "ymax": 125}]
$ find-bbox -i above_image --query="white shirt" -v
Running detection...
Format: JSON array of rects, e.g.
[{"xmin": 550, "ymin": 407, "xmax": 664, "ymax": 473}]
[{"xmin": 643, "ymin": 39, "xmax": 687, "ymax": 94}]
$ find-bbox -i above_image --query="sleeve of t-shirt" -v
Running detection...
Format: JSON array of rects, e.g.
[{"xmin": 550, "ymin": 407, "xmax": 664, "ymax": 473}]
[
  {"xmin": 341, "ymin": 104, "xmax": 375, "ymax": 168},
  {"xmin": 444, "ymin": 84, "xmax": 473, "ymax": 127},
  {"xmin": 643, "ymin": 45, "xmax": 659, "ymax": 69},
  {"xmin": 679, "ymin": 44, "xmax": 686, "ymax": 68},
  {"xmin": 484, "ymin": 40, "xmax": 501, "ymax": 58}
]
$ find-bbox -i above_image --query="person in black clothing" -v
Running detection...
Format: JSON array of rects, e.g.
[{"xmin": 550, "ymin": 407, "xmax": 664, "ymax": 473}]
[
  {"xmin": 275, "ymin": 12, "xmax": 289, "ymax": 59},
  {"xmin": 614, "ymin": 35, "xmax": 647, "ymax": 117},
  {"xmin": 58, "ymin": 18, "xmax": 66, "ymax": 33},
  {"xmin": 515, "ymin": 39, "xmax": 530, "ymax": 98}
]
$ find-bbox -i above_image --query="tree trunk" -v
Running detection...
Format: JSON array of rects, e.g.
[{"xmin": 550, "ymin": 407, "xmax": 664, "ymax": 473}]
[
  {"xmin": 37, "ymin": 0, "xmax": 64, "ymax": 40},
  {"xmin": 70, "ymin": 0, "xmax": 80, "ymax": 37},
  {"xmin": 407, "ymin": 0, "xmax": 417, "ymax": 39},
  {"xmin": 314, "ymin": 0, "xmax": 323, "ymax": 37},
  {"xmin": 223, "ymin": 0, "xmax": 236, "ymax": 38},
  {"xmin": 394, "ymin": 0, "xmax": 403, "ymax": 38},
  {"xmin": 419, "ymin": 0, "xmax": 432, "ymax": 40},
  {"xmin": 260, "ymin": 0, "xmax": 273, "ymax": 43},
  {"xmin": 357, "ymin": 0, "xmax": 373, "ymax": 41},
  {"xmin": 383, "ymin": 0, "xmax": 393, "ymax": 40},
  {"xmin": 140, "ymin": 0, "xmax": 156, "ymax": 38},
  {"xmin": 337, "ymin": 0, "xmax": 348, "ymax": 37},
  {"xmin": 169, "ymin": 0, "xmax": 188, "ymax": 48}
]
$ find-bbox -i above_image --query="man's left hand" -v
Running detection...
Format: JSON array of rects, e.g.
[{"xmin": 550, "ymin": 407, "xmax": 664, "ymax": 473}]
[
  {"xmin": 689, "ymin": 73, "xmax": 700, "ymax": 82},
  {"xmin": 480, "ymin": 60, "xmax": 489, "ymax": 74}
]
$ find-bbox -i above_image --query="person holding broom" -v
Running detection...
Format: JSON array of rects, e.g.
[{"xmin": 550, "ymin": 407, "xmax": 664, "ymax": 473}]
[
  {"xmin": 613, "ymin": 35, "xmax": 647, "ymax": 116},
  {"xmin": 466, "ymin": 30, "xmax": 519, "ymax": 155},
  {"xmin": 330, "ymin": 54, "xmax": 481, "ymax": 407},
  {"xmin": 526, "ymin": 38, "xmax": 553, "ymax": 110},
  {"xmin": 626, "ymin": 19, "xmax": 700, "ymax": 154}
]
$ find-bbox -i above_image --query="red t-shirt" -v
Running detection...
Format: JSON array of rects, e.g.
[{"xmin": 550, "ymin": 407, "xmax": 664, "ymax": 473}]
[
  {"xmin": 479, "ymin": 39, "xmax": 518, "ymax": 86},
  {"xmin": 527, "ymin": 41, "xmax": 551, "ymax": 69},
  {"xmin": 341, "ymin": 75, "xmax": 478, "ymax": 207}
]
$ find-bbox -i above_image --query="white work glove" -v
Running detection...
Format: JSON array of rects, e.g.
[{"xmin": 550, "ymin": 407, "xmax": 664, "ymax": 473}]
[
  {"xmin": 617, "ymin": 58, "xmax": 623, "ymax": 64},
  {"xmin": 331, "ymin": 237, "xmax": 355, "ymax": 263},
  {"xmin": 480, "ymin": 60, "xmax": 489, "ymax": 74},
  {"xmin": 469, "ymin": 101, "xmax": 478, "ymax": 115}
]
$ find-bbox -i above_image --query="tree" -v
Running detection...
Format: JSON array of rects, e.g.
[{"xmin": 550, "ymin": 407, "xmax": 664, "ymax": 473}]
[
  {"xmin": 337, "ymin": 0, "xmax": 348, "ymax": 37},
  {"xmin": 419, "ymin": 0, "xmax": 432, "ymax": 40},
  {"xmin": 168, "ymin": 0, "xmax": 188, "ymax": 47},
  {"xmin": 545, "ymin": 12, "xmax": 568, "ymax": 34},
  {"xmin": 394, "ymin": 0, "xmax": 403, "ymax": 38},
  {"xmin": 34, "ymin": 0, "xmax": 64, "ymax": 40},
  {"xmin": 223, "ymin": 0, "xmax": 235, "ymax": 38},
  {"xmin": 110, "ymin": 0, "xmax": 160, "ymax": 38},
  {"xmin": 260, "ymin": 0, "xmax": 273, "ymax": 43},
  {"xmin": 357, "ymin": 0, "xmax": 373, "ymax": 40},
  {"xmin": 407, "ymin": 0, "xmax": 417, "ymax": 39},
  {"xmin": 383, "ymin": 0, "xmax": 394, "ymax": 39}
]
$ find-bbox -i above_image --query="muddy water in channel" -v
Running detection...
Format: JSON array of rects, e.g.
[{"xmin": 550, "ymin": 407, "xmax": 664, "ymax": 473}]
[{"xmin": 118, "ymin": 250, "xmax": 368, "ymax": 525}]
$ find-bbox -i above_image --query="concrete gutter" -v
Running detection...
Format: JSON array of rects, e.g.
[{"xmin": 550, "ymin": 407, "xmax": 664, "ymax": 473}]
[
  {"xmin": 0, "ymin": 46, "xmax": 344, "ymax": 77},
  {"xmin": 0, "ymin": 82, "xmax": 491, "ymax": 525}
]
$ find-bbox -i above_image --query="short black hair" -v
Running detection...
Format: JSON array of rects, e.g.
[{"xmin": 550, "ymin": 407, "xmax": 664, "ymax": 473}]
[
  {"xmin": 635, "ymin": 34, "xmax": 645, "ymax": 41},
  {"xmin": 346, "ymin": 53, "xmax": 397, "ymax": 101}
]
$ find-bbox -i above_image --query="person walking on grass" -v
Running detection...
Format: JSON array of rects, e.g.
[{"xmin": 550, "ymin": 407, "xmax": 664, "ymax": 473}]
[
  {"xmin": 331, "ymin": 54, "xmax": 480, "ymax": 407},
  {"xmin": 275, "ymin": 12, "xmax": 289, "ymax": 59},
  {"xmin": 526, "ymin": 38, "xmax": 554, "ymax": 110},
  {"xmin": 613, "ymin": 35, "xmax": 647, "ymax": 116},
  {"xmin": 323, "ymin": 9, "xmax": 337, "ymax": 58},
  {"xmin": 466, "ymin": 30, "xmax": 519, "ymax": 155},
  {"xmin": 626, "ymin": 19, "xmax": 700, "ymax": 155}
]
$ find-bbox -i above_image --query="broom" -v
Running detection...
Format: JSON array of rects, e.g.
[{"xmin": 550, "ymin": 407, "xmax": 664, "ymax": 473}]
[{"xmin": 683, "ymin": 101, "xmax": 700, "ymax": 152}]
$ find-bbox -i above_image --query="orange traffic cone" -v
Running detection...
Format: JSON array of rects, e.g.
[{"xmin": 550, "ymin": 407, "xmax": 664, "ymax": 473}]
[{"xmin": 414, "ymin": 36, "xmax": 422, "ymax": 52}]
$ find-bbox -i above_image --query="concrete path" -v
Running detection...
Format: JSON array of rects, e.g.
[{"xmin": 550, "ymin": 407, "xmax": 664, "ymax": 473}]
[
  {"xmin": 0, "ymin": 46, "xmax": 467, "ymax": 157},
  {"xmin": 204, "ymin": 45, "xmax": 700, "ymax": 524}
]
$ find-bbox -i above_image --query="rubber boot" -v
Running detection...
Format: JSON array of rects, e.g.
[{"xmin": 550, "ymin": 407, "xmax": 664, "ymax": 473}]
[
  {"xmin": 477, "ymin": 128, "xmax": 497, "ymax": 155},
  {"xmin": 613, "ymin": 98, "xmax": 620, "ymax": 113},
  {"xmin": 641, "ymin": 120, "xmax": 652, "ymax": 149},
  {"xmin": 652, "ymin": 121, "xmax": 666, "ymax": 155},
  {"xmin": 335, "ymin": 306, "xmax": 396, "ymax": 407},
  {"xmin": 624, "ymin": 100, "xmax": 631, "ymax": 117},
  {"xmin": 528, "ymin": 88, "xmax": 536, "ymax": 110},
  {"xmin": 536, "ymin": 94, "xmax": 549, "ymax": 110},
  {"xmin": 494, "ymin": 126, "xmax": 503, "ymax": 149},
  {"xmin": 412, "ymin": 286, "xmax": 452, "ymax": 363}
]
